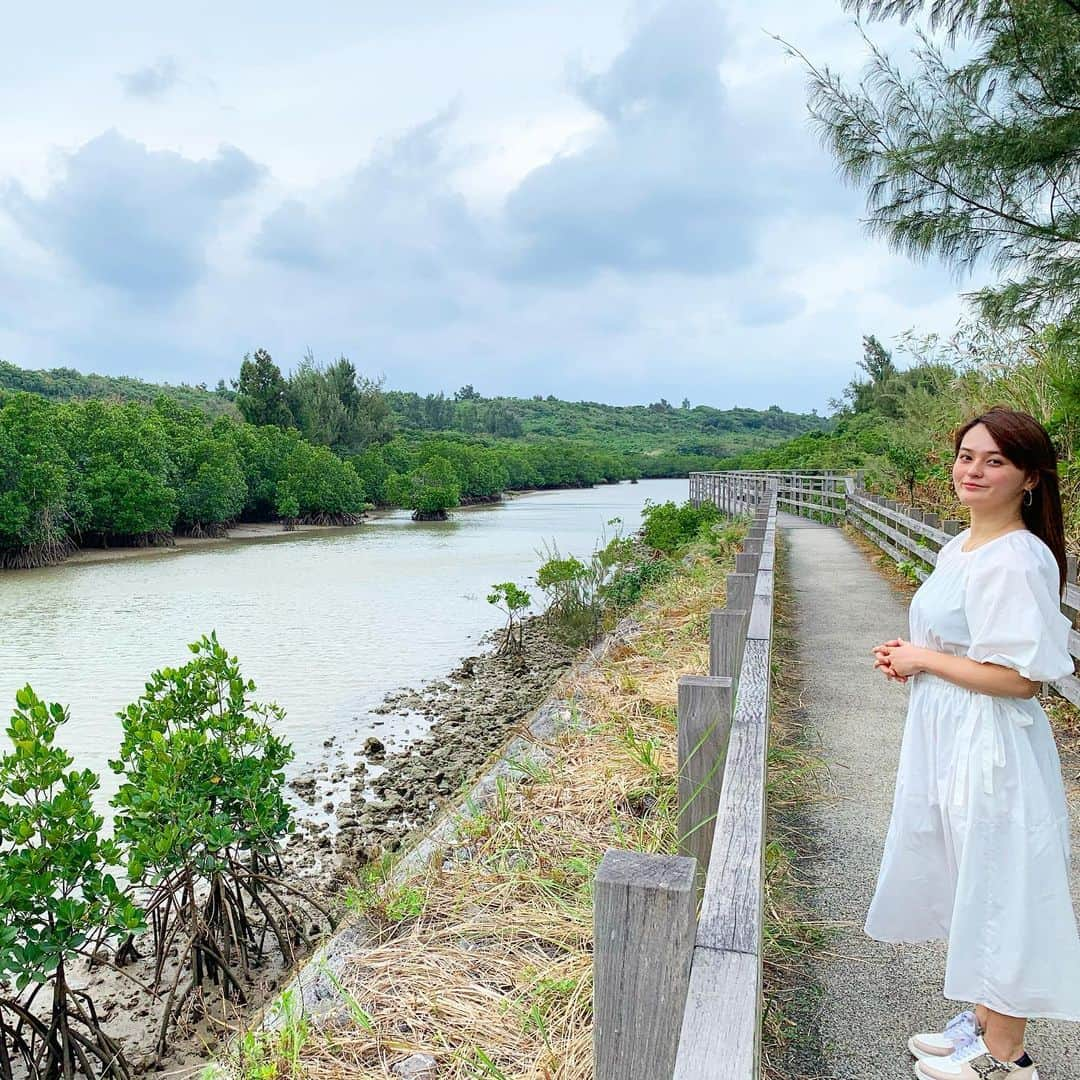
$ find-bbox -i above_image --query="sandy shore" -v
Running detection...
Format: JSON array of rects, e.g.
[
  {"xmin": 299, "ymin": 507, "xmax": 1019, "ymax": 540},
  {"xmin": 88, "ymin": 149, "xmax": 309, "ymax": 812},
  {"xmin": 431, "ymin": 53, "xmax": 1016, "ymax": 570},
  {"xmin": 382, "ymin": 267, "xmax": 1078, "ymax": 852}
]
[
  {"xmin": 56, "ymin": 491, "xmax": 551, "ymax": 568},
  {"xmin": 63, "ymin": 520, "xmax": 376, "ymax": 566}
]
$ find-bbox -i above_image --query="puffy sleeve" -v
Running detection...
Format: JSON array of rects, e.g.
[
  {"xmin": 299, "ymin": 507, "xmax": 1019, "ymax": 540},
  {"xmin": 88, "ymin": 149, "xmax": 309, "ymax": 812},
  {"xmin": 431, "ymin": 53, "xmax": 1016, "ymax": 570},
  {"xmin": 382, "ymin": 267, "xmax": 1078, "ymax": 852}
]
[{"xmin": 964, "ymin": 544, "xmax": 1075, "ymax": 682}]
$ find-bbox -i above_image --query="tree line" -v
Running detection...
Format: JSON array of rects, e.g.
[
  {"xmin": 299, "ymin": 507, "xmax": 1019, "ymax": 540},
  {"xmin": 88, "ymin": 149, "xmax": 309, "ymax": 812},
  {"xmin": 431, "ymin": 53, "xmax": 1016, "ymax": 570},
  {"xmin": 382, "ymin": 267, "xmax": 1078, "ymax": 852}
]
[
  {"xmin": 0, "ymin": 392, "xmax": 367, "ymax": 569},
  {"xmin": 1, "ymin": 344, "xmax": 828, "ymax": 565},
  {"xmin": 0, "ymin": 387, "xmax": 647, "ymax": 567}
]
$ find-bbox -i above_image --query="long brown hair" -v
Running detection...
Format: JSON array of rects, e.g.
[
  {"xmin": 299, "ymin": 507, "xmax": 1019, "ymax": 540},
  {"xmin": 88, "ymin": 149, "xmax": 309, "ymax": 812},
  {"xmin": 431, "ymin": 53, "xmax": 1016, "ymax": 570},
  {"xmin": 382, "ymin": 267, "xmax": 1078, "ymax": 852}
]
[{"xmin": 953, "ymin": 407, "xmax": 1068, "ymax": 593}]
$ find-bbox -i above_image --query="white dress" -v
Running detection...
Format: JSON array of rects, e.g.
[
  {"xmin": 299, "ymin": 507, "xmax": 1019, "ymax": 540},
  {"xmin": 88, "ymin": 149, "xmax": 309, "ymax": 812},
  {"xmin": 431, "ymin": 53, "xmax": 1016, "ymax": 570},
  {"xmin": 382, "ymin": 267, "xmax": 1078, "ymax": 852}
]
[{"xmin": 864, "ymin": 527, "xmax": 1080, "ymax": 1019}]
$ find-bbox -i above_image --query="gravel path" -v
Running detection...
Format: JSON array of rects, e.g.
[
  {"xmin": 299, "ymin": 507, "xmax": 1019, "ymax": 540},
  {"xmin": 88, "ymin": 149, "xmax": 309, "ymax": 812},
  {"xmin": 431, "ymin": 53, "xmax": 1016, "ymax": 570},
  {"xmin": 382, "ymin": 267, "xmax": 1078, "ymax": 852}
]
[{"xmin": 782, "ymin": 512, "xmax": 1080, "ymax": 1079}]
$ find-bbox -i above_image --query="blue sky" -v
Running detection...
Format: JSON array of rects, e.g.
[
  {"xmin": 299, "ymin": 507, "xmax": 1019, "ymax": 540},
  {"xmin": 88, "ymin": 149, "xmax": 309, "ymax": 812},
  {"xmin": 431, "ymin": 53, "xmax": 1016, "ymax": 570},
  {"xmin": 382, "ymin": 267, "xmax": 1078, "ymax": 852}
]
[{"xmin": 0, "ymin": 0, "xmax": 977, "ymax": 413}]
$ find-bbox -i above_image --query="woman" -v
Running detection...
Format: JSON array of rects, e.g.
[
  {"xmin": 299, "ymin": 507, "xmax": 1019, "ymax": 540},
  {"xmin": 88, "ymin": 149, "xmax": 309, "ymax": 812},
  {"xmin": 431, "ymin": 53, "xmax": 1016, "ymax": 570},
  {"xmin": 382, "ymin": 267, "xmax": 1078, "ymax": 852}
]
[{"xmin": 868, "ymin": 407, "xmax": 1080, "ymax": 1080}]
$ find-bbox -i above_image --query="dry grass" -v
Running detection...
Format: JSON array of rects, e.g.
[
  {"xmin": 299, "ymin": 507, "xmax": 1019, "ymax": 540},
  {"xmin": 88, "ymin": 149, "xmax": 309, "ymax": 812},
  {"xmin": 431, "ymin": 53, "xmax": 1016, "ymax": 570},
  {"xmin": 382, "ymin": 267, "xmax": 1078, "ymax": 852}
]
[
  {"xmin": 218, "ymin": 518, "xmax": 824, "ymax": 1079},
  {"xmin": 758, "ymin": 532, "xmax": 831, "ymax": 1079}
]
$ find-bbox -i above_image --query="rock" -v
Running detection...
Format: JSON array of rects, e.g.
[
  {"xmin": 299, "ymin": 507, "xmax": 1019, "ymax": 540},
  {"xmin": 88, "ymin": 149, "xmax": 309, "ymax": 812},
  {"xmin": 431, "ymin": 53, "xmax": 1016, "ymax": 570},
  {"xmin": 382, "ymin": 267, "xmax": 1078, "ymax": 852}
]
[
  {"xmin": 289, "ymin": 776, "xmax": 318, "ymax": 803},
  {"xmin": 452, "ymin": 657, "xmax": 476, "ymax": 679},
  {"xmin": 392, "ymin": 1053, "xmax": 437, "ymax": 1077},
  {"xmin": 363, "ymin": 736, "xmax": 386, "ymax": 760}
]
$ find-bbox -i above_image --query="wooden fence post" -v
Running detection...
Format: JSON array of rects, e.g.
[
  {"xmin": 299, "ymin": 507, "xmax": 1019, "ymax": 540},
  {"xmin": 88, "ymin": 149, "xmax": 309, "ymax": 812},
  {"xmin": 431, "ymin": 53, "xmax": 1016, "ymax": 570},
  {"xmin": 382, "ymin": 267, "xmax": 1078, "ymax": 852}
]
[
  {"xmin": 710, "ymin": 609, "xmax": 748, "ymax": 680},
  {"xmin": 677, "ymin": 676, "xmax": 734, "ymax": 884},
  {"xmin": 735, "ymin": 552, "xmax": 758, "ymax": 575},
  {"xmin": 594, "ymin": 850, "xmax": 697, "ymax": 1080},
  {"xmin": 727, "ymin": 571, "xmax": 756, "ymax": 614}
]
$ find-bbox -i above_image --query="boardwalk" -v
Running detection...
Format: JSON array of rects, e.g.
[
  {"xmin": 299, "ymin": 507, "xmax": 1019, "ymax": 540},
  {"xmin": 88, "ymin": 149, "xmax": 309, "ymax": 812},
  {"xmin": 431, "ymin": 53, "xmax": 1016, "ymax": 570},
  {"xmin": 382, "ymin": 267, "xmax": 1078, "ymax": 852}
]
[{"xmin": 783, "ymin": 511, "xmax": 1080, "ymax": 1079}]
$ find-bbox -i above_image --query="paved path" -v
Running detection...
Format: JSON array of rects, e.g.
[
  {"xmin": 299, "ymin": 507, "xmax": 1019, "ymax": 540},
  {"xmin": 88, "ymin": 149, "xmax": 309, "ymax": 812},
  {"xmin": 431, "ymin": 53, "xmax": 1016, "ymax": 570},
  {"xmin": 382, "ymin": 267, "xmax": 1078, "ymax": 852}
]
[{"xmin": 782, "ymin": 512, "xmax": 1080, "ymax": 1079}]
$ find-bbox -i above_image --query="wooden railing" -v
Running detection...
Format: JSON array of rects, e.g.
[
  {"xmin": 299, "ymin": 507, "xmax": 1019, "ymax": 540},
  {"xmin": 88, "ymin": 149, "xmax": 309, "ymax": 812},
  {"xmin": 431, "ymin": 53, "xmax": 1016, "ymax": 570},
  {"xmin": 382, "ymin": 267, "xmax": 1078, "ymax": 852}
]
[
  {"xmin": 591, "ymin": 469, "xmax": 1080, "ymax": 1079},
  {"xmin": 592, "ymin": 485, "xmax": 777, "ymax": 1080}
]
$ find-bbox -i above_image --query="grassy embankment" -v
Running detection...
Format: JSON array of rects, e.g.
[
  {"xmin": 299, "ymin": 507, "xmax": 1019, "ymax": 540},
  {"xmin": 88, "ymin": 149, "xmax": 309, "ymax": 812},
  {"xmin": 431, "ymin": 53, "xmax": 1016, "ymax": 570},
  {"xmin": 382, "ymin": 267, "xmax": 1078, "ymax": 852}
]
[{"xmin": 212, "ymin": 519, "xmax": 825, "ymax": 1080}]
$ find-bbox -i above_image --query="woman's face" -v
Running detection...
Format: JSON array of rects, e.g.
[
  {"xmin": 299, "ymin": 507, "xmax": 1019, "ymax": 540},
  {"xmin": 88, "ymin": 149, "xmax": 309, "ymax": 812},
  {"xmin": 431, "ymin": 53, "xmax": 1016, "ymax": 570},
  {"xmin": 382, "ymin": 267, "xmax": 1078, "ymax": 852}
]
[{"xmin": 952, "ymin": 423, "xmax": 1031, "ymax": 513}]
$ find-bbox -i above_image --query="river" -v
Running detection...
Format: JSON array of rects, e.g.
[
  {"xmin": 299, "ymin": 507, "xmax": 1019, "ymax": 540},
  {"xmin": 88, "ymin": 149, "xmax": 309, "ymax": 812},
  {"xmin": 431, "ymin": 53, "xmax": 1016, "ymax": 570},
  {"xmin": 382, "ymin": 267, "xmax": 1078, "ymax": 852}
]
[{"xmin": 0, "ymin": 479, "xmax": 687, "ymax": 816}]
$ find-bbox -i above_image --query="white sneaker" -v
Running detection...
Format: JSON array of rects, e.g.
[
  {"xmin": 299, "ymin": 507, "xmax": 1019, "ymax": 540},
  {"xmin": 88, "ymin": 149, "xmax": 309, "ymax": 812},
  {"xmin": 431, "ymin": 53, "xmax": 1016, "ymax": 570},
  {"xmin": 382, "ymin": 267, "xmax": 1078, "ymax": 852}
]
[
  {"xmin": 916, "ymin": 1050, "xmax": 1039, "ymax": 1080},
  {"xmin": 910, "ymin": 1036, "xmax": 989, "ymax": 1078},
  {"xmin": 908, "ymin": 1010, "xmax": 983, "ymax": 1061}
]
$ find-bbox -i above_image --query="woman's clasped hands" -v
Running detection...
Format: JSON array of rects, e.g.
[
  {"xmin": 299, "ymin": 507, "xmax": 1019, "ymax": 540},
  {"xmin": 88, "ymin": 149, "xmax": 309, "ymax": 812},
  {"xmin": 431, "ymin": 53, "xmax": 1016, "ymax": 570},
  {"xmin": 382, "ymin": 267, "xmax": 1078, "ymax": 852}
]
[{"xmin": 872, "ymin": 637, "xmax": 926, "ymax": 683}]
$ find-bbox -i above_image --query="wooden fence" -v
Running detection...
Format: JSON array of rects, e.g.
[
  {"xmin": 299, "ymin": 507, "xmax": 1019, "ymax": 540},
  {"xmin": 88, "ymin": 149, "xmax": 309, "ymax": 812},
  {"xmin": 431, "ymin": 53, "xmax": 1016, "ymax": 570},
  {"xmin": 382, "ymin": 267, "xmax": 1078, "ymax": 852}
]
[
  {"xmin": 693, "ymin": 471, "xmax": 1080, "ymax": 710},
  {"xmin": 593, "ymin": 468, "xmax": 1080, "ymax": 1079},
  {"xmin": 592, "ymin": 484, "xmax": 777, "ymax": 1080}
]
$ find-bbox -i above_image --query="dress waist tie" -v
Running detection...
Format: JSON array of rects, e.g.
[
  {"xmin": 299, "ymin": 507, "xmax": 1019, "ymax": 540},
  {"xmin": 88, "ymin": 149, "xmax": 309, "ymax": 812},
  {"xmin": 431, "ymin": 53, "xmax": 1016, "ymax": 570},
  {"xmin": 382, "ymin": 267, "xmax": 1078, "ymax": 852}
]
[{"xmin": 951, "ymin": 695, "xmax": 1032, "ymax": 807}]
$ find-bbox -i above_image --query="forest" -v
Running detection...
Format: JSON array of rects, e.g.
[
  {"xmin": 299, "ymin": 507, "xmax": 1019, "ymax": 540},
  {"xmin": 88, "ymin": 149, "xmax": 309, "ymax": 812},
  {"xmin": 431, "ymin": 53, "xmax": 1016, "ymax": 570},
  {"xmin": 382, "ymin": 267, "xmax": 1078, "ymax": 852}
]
[{"xmin": 0, "ymin": 348, "xmax": 825, "ymax": 568}]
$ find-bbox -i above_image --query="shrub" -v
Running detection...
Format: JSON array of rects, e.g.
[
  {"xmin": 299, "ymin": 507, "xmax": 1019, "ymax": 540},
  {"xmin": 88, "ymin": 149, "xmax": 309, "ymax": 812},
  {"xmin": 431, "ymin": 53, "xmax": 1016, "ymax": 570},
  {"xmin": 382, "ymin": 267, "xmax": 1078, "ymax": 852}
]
[
  {"xmin": 109, "ymin": 633, "xmax": 304, "ymax": 1056},
  {"xmin": 0, "ymin": 686, "xmax": 143, "ymax": 1079},
  {"xmin": 535, "ymin": 529, "xmax": 635, "ymax": 646},
  {"xmin": 639, "ymin": 499, "xmax": 723, "ymax": 554},
  {"xmin": 387, "ymin": 455, "xmax": 462, "ymax": 520},
  {"xmin": 603, "ymin": 556, "xmax": 676, "ymax": 609},
  {"xmin": 487, "ymin": 582, "xmax": 532, "ymax": 655}
]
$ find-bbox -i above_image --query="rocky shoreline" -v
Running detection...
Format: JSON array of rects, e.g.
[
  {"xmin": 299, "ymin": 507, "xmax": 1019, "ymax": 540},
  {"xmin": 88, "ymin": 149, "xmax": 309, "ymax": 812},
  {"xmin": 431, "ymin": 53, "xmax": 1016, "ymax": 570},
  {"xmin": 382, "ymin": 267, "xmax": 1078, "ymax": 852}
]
[{"xmin": 284, "ymin": 616, "xmax": 577, "ymax": 873}]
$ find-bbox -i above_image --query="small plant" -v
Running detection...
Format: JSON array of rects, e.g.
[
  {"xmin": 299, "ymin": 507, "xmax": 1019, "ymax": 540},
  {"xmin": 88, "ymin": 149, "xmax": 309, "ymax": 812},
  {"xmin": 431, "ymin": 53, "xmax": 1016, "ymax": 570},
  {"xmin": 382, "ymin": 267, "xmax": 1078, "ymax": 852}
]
[
  {"xmin": 894, "ymin": 559, "xmax": 923, "ymax": 584},
  {"xmin": 505, "ymin": 753, "xmax": 551, "ymax": 785},
  {"xmin": 0, "ymin": 686, "xmax": 144, "ymax": 1080},
  {"xmin": 487, "ymin": 582, "xmax": 532, "ymax": 655},
  {"xmin": 232, "ymin": 987, "xmax": 309, "ymax": 1079},
  {"xmin": 603, "ymin": 555, "xmax": 674, "ymax": 608},
  {"xmin": 617, "ymin": 724, "xmax": 664, "ymax": 779},
  {"xmin": 109, "ymin": 632, "xmax": 320, "ymax": 1056},
  {"xmin": 534, "ymin": 529, "xmax": 633, "ymax": 645},
  {"xmin": 384, "ymin": 884, "xmax": 426, "ymax": 923},
  {"xmin": 345, "ymin": 872, "xmax": 424, "ymax": 925}
]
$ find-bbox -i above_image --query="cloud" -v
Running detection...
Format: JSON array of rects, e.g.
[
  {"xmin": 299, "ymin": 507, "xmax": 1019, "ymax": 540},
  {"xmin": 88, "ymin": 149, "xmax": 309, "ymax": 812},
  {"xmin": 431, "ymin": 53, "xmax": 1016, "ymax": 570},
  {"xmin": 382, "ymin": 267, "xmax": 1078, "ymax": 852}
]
[
  {"xmin": 502, "ymin": 0, "xmax": 760, "ymax": 281},
  {"xmin": 0, "ymin": 1, "xmax": 975, "ymax": 413},
  {"xmin": 737, "ymin": 291, "xmax": 805, "ymax": 327},
  {"xmin": 253, "ymin": 107, "xmax": 485, "ymax": 289},
  {"xmin": 119, "ymin": 57, "xmax": 181, "ymax": 101},
  {"xmin": 2, "ymin": 130, "xmax": 264, "ymax": 302}
]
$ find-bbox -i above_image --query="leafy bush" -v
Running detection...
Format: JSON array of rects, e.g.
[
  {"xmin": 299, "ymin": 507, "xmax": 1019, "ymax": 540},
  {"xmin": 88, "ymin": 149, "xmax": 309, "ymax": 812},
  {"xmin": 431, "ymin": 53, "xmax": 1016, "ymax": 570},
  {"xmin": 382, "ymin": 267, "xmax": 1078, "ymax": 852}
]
[
  {"xmin": 387, "ymin": 455, "xmax": 462, "ymax": 519},
  {"xmin": 109, "ymin": 633, "xmax": 304, "ymax": 1055},
  {"xmin": 0, "ymin": 687, "xmax": 143, "ymax": 1079},
  {"xmin": 534, "ymin": 530, "xmax": 634, "ymax": 646},
  {"xmin": 639, "ymin": 499, "xmax": 723, "ymax": 554},
  {"xmin": 603, "ymin": 556, "xmax": 676, "ymax": 608}
]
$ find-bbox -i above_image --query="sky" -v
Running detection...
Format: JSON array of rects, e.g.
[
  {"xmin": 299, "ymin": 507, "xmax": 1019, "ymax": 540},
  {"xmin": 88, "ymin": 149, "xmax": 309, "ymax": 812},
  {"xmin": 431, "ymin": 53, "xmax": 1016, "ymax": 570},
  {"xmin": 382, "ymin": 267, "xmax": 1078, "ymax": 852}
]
[{"xmin": 0, "ymin": 0, "xmax": 981, "ymax": 414}]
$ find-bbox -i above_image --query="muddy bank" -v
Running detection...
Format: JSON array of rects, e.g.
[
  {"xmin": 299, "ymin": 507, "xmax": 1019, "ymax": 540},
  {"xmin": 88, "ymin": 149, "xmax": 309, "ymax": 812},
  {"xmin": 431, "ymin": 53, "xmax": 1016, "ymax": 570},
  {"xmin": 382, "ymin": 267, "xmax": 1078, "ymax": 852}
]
[
  {"xmin": 58, "ymin": 615, "xmax": 578, "ymax": 1078},
  {"xmin": 62, "ymin": 521, "xmax": 369, "ymax": 566},
  {"xmin": 55, "ymin": 491, "xmax": 545, "ymax": 569}
]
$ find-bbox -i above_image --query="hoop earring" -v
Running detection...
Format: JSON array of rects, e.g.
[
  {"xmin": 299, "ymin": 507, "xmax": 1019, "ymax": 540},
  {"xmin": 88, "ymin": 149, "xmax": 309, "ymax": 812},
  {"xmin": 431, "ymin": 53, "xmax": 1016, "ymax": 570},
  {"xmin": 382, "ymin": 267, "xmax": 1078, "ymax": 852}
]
[{"xmin": 1024, "ymin": 488, "xmax": 1034, "ymax": 507}]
